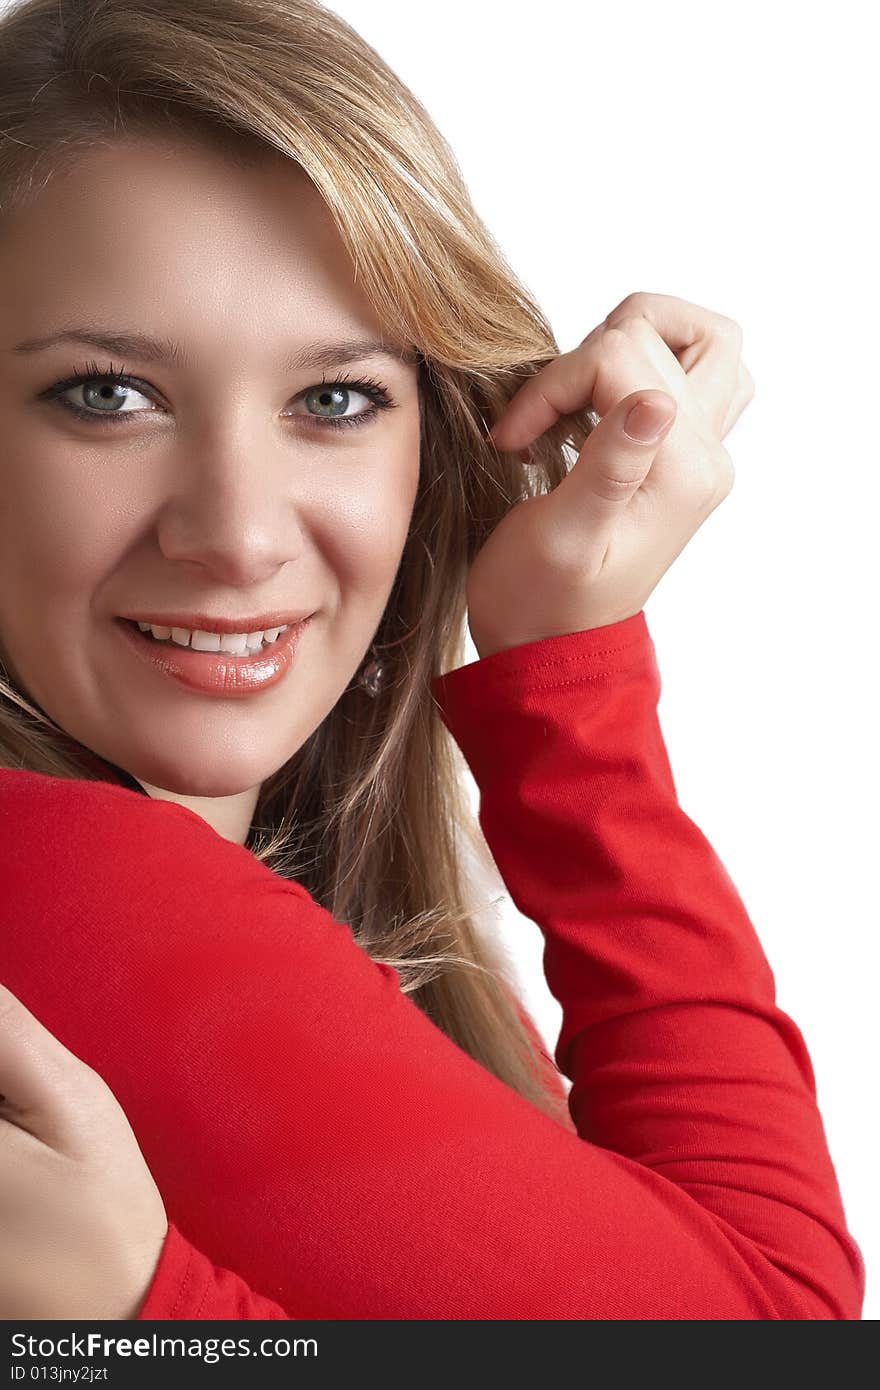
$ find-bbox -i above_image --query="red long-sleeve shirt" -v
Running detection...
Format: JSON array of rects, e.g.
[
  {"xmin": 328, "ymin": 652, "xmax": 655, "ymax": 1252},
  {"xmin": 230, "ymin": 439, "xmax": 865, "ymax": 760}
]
[{"xmin": 0, "ymin": 610, "xmax": 864, "ymax": 1319}]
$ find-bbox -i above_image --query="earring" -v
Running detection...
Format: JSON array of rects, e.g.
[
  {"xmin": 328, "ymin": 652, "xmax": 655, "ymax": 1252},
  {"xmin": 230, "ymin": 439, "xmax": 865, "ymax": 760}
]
[
  {"xmin": 356, "ymin": 605, "xmax": 430, "ymax": 698},
  {"xmin": 357, "ymin": 644, "xmax": 386, "ymax": 697}
]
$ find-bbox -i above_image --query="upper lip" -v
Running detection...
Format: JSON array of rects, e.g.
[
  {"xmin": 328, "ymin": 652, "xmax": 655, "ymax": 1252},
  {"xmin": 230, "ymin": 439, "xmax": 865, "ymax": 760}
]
[{"xmin": 119, "ymin": 610, "xmax": 313, "ymax": 634}]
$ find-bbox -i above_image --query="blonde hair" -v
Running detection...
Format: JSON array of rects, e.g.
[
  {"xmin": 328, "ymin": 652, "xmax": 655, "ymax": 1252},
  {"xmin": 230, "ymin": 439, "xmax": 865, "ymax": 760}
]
[{"xmin": 0, "ymin": 0, "xmax": 594, "ymax": 1125}]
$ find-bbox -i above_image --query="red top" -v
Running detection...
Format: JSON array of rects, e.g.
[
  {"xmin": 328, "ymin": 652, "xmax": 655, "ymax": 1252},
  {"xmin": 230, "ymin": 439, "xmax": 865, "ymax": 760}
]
[{"xmin": 0, "ymin": 610, "xmax": 864, "ymax": 1319}]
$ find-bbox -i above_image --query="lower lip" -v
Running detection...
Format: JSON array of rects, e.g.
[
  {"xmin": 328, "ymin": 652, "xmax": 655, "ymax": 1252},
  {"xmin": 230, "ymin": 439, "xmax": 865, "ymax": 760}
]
[{"xmin": 114, "ymin": 617, "xmax": 312, "ymax": 697}]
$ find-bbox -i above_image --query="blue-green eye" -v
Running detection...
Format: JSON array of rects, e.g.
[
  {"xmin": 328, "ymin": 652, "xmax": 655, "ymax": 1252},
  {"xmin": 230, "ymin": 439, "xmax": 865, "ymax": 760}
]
[
  {"xmin": 37, "ymin": 359, "xmax": 398, "ymax": 431},
  {"xmin": 292, "ymin": 379, "xmax": 392, "ymax": 429}
]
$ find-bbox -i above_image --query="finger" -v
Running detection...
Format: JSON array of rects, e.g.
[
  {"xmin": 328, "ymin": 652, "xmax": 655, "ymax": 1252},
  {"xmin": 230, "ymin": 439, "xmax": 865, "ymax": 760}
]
[
  {"xmin": 605, "ymin": 293, "xmax": 742, "ymax": 435},
  {"xmin": 490, "ymin": 291, "xmax": 743, "ymax": 453},
  {"xmin": 489, "ymin": 343, "xmax": 605, "ymax": 454},
  {"xmin": 490, "ymin": 325, "xmax": 680, "ymax": 455},
  {"xmin": 604, "ymin": 289, "xmax": 740, "ymax": 357},
  {"xmin": 719, "ymin": 360, "xmax": 756, "ymax": 439},
  {"xmin": 0, "ymin": 980, "xmax": 88, "ymax": 1151},
  {"xmin": 610, "ymin": 313, "xmax": 740, "ymax": 440},
  {"xmin": 576, "ymin": 328, "xmax": 724, "ymax": 509},
  {"xmin": 544, "ymin": 388, "xmax": 676, "ymax": 557}
]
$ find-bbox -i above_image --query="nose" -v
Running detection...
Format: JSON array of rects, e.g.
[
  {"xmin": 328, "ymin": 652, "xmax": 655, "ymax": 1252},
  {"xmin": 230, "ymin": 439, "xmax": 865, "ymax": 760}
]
[{"xmin": 154, "ymin": 423, "xmax": 308, "ymax": 586}]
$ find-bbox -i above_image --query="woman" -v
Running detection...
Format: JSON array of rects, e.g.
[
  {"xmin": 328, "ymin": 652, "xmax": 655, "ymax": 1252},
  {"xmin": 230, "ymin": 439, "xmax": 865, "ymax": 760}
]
[{"xmin": 0, "ymin": 0, "xmax": 865, "ymax": 1320}]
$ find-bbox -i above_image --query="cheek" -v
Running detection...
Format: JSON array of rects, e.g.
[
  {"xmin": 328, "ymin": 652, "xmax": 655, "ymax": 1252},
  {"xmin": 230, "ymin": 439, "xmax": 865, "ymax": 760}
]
[
  {"xmin": 318, "ymin": 512, "xmax": 402, "ymax": 626},
  {"xmin": 321, "ymin": 449, "xmax": 420, "ymax": 594},
  {"xmin": 0, "ymin": 448, "xmax": 128, "ymax": 651}
]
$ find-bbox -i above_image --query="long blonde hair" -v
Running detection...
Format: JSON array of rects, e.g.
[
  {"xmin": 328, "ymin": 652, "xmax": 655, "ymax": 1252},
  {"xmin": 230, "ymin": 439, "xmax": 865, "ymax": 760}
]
[{"xmin": 0, "ymin": 0, "xmax": 594, "ymax": 1125}]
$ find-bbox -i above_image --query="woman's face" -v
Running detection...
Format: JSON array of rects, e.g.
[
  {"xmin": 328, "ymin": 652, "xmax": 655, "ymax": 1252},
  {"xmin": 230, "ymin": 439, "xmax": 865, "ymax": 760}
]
[{"xmin": 0, "ymin": 136, "xmax": 422, "ymax": 843}]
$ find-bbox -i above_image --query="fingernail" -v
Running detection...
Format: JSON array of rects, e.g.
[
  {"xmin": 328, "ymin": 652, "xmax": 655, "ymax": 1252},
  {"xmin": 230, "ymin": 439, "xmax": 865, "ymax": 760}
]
[{"xmin": 624, "ymin": 398, "xmax": 674, "ymax": 442}]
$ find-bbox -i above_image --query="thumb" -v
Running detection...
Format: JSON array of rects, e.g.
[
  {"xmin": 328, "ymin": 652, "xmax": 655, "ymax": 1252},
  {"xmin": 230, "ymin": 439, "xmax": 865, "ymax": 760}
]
[
  {"xmin": 0, "ymin": 979, "xmax": 92, "ymax": 1151},
  {"xmin": 560, "ymin": 387, "xmax": 677, "ymax": 533}
]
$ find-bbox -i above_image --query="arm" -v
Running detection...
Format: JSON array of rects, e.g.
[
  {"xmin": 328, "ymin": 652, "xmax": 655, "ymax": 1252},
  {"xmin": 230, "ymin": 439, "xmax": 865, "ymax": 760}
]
[
  {"xmin": 134, "ymin": 992, "xmax": 573, "ymax": 1322},
  {"xmin": 135, "ymin": 1223, "xmax": 289, "ymax": 1320},
  {"xmin": 0, "ymin": 611, "xmax": 864, "ymax": 1320}
]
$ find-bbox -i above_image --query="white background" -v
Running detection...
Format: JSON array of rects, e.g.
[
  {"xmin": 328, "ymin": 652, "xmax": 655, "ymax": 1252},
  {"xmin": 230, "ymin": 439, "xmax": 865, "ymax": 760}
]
[{"xmin": 333, "ymin": 0, "xmax": 879, "ymax": 1318}]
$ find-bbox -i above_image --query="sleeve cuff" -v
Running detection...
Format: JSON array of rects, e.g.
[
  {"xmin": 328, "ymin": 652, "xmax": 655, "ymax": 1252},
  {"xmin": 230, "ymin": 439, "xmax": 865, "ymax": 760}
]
[{"xmin": 134, "ymin": 1221, "xmax": 208, "ymax": 1320}]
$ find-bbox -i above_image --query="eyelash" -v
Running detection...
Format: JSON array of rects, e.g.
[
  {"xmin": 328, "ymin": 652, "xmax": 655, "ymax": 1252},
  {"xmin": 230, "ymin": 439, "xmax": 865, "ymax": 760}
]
[{"xmin": 37, "ymin": 358, "xmax": 398, "ymax": 432}]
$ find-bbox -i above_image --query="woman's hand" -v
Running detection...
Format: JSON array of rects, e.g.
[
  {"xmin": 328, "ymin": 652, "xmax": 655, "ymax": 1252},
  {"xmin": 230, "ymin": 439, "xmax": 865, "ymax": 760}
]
[
  {"xmin": 467, "ymin": 290, "xmax": 755, "ymax": 657},
  {"xmin": 0, "ymin": 980, "xmax": 168, "ymax": 1320}
]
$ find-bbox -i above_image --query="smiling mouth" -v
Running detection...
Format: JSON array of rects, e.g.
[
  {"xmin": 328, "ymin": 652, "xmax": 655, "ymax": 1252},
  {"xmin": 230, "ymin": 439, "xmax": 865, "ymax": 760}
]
[
  {"xmin": 113, "ymin": 613, "xmax": 311, "ymax": 698},
  {"xmin": 118, "ymin": 617, "xmax": 287, "ymax": 656}
]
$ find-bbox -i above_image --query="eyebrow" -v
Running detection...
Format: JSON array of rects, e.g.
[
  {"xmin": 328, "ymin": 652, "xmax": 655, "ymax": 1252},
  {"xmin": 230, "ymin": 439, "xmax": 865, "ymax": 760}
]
[{"xmin": 11, "ymin": 327, "xmax": 419, "ymax": 373}]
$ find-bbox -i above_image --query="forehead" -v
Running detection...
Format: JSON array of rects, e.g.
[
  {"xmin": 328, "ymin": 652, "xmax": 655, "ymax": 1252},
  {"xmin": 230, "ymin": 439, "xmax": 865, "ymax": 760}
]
[
  {"xmin": 3, "ymin": 135, "xmax": 345, "ymax": 279},
  {"xmin": 1, "ymin": 136, "xmax": 415, "ymax": 373}
]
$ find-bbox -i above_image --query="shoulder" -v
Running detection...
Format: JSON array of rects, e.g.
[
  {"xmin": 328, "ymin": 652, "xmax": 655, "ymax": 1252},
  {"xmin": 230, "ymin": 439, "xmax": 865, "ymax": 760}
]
[
  {"xmin": 0, "ymin": 765, "xmax": 220, "ymax": 878},
  {"xmin": 0, "ymin": 765, "xmax": 315, "ymax": 905},
  {"xmin": 1, "ymin": 764, "xmax": 173, "ymax": 829}
]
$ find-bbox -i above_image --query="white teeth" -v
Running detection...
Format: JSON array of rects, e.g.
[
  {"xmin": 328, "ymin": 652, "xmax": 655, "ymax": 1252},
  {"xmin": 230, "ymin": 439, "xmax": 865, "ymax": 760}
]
[{"xmin": 135, "ymin": 621, "xmax": 288, "ymax": 652}]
